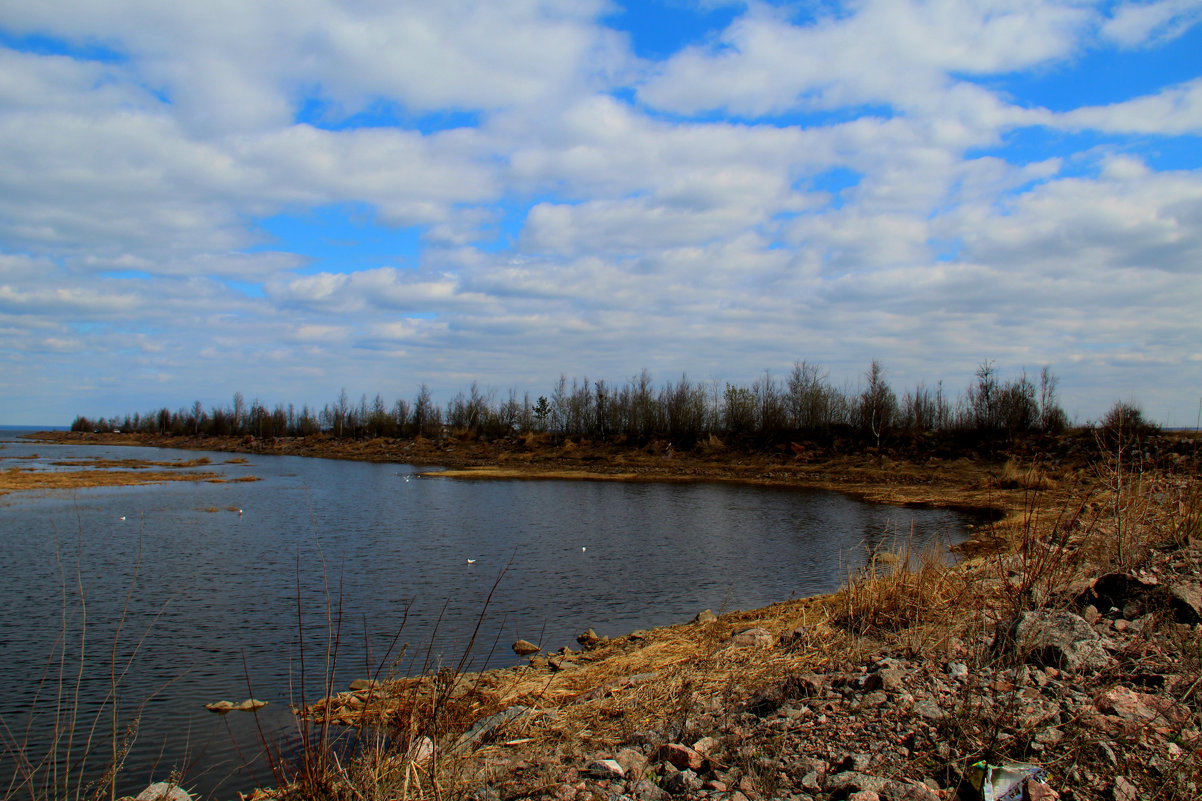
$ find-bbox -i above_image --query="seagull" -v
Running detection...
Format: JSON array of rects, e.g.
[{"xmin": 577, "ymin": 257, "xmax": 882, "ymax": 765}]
[
  {"xmin": 119, "ymin": 516, "xmax": 126, "ymax": 521},
  {"xmin": 237, "ymin": 508, "xmax": 243, "ymax": 516},
  {"xmin": 466, "ymin": 558, "xmax": 477, "ymax": 564},
  {"xmin": 581, "ymin": 547, "xmax": 586, "ymax": 552}
]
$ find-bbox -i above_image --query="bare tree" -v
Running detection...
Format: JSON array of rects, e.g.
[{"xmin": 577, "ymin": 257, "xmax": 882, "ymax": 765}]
[{"xmin": 857, "ymin": 360, "xmax": 897, "ymax": 446}]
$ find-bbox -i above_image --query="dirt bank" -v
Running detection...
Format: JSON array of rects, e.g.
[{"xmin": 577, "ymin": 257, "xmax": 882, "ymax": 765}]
[{"xmin": 26, "ymin": 429, "xmax": 1083, "ymax": 516}]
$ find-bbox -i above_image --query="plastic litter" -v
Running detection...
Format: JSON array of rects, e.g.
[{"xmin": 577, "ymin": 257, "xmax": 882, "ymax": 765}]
[{"xmin": 966, "ymin": 761, "xmax": 1049, "ymax": 801}]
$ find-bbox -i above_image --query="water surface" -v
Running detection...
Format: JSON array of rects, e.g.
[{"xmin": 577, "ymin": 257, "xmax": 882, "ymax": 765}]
[{"xmin": 0, "ymin": 430, "xmax": 979, "ymax": 798}]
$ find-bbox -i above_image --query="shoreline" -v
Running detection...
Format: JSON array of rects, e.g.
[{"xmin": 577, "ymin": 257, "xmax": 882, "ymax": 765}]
[
  {"xmin": 24, "ymin": 429, "xmax": 1052, "ymax": 513},
  {"xmin": 16, "ymin": 429, "xmax": 1202, "ymax": 799}
]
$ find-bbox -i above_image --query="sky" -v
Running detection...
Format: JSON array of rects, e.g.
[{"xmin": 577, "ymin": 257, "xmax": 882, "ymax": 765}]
[{"xmin": 1, "ymin": 0, "xmax": 1200, "ymax": 427}]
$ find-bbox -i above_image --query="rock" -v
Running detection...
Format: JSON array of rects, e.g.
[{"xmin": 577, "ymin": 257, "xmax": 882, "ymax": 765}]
[
  {"xmin": 1008, "ymin": 610, "xmax": 1112, "ymax": 672},
  {"xmin": 744, "ymin": 674, "xmax": 824, "ymax": 716},
  {"xmin": 826, "ymin": 771, "xmax": 888, "ymax": 795},
  {"xmin": 409, "ymin": 736, "xmax": 434, "ymax": 764},
  {"xmin": 628, "ymin": 779, "xmax": 669, "ymax": 801},
  {"xmin": 947, "ymin": 662, "xmax": 968, "ymax": 682},
  {"xmin": 454, "ymin": 705, "xmax": 531, "ymax": 750},
  {"xmin": 1095, "ymin": 686, "xmax": 1188, "ymax": 727},
  {"xmin": 862, "ymin": 691, "xmax": 888, "ymax": 707},
  {"xmin": 1110, "ymin": 776, "xmax": 1139, "ymax": 801},
  {"xmin": 234, "ymin": 698, "xmax": 267, "ymax": 711},
  {"xmin": 1084, "ymin": 573, "xmax": 1157, "ymax": 614},
  {"xmin": 838, "ymin": 753, "xmax": 872, "ymax": 773},
  {"xmin": 348, "ymin": 678, "xmax": 379, "ymax": 691},
  {"xmin": 658, "ymin": 743, "xmax": 704, "ymax": 770},
  {"xmin": 731, "ymin": 627, "xmax": 774, "ymax": 648},
  {"xmin": 203, "ymin": 700, "xmax": 234, "ymax": 714},
  {"xmin": 693, "ymin": 609, "xmax": 718, "ymax": 624},
  {"xmin": 577, "ymin": 628, "xmax": 604, "ymax": 647},
  {"xmin": 587, "ymin": 759, "xmax": 625, "ymax": 779},
  {"xmin": 848, "ymin": 792, "xmax": 880, "ymax": 801},
  {"xmin": 864, "ymin": 668, "xmax": 905, "ymax": 692},
  {"xmin": 135, "ymin": 783, "xmax": 190, "ymax": 801},
  {"xmin": 512, "ymin": 639, "xmax": 541, "ymax": 655},
  {"xmin": 691, "ymin": 736, "xmax": 717, "ymax": 754},
  {"xmin": 1024, "ymin": 779, "xmax": 1060, "ymax": 800},
  {"xmin": 1034, "ymin": 727, "xmax": 1063, "ymax": 746},
  {"xmin": 911, "ymin": 699, "xmax": 946, "ymax": 722},
  {"xmin": 663, "ymin": 769, "xmax": 701, "ymax": 795},
  {"xmin": 1168, "ymin": 581, "xmax": 1202, "ymax": 623},
  {"xmin": 616, "ymin": 747, "xmax": 648, "ymax": 780},
  {"xmin": 882, "ymin": 782, "xmax": 940, "ymax": 801}
]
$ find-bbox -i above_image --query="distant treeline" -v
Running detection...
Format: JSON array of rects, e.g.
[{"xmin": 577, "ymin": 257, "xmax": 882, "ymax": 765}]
[{"xmin": 69, "ymin": 360, "xmax": 1150, "ymax": 449}]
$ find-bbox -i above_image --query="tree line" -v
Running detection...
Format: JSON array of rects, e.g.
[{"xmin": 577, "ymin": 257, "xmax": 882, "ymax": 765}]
[{"xmin": 69, "ymin": 360, "xmax": 1102, "ymax": 448}]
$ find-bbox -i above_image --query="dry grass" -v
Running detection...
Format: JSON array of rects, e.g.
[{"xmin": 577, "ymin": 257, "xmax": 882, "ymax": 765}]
[
  {"xmin": 0, "ymin": 467, "xmax": 225, "ymax": 496},
  {"xmin": 997, "ymin": 458, "xmax": 1057, "ymax": 491},
  {"xmin": 48, "ymin": 457, "xmax": 213, "ymax": 470},
  {"xmin": 830, "ymin": 541, "xmax": 979, "ymax": 644},
  {"xmin": 263, "ymin": 453, "xmax": 1198, "ymax": 801}
]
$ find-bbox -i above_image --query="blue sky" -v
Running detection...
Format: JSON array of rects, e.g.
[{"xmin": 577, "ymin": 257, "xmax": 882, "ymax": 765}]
[{"xmin": 0, "ymin": 0, "xmax": 1200, "ymax": 426}]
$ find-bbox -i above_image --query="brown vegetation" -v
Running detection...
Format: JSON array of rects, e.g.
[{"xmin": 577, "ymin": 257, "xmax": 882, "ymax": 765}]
[
  {"xmin": 0, "ymin": 465, "xmax": 225, "ymax": 496},
  {"xmin": 14, "ymin": 423, "xmax": 1199, "ymax": 800},
  {"xmin": 247, "ymin": 453, "xmax": 1199, "ymax": 801}
]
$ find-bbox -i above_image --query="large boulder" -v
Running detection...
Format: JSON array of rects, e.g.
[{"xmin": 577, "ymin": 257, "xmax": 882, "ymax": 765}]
[
  {"xmin": 1003, "ymin": 610, "xmax": 1112, "ymax": 672},
  {"xmin": 135, "ymin": 783, "xmax": 190, "ymax": 801}
]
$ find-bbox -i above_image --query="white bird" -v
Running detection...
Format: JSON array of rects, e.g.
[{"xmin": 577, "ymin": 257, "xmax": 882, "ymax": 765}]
[
  {"xmin": 119, "ymin": 516, "xmax": 126, "ymax": 521},
  {"xmin": 581, "ymin": 547, "xmax": 586, "ymax": 552},
  {"xmin": 466, "ymin": 558, "xmax": 476, "ymax": 564},
  {"xmin": 237, "ymin": 508, "xmax": 243, "ymax": 516},
  {"xmin": 404, "ymin": 475, "xmax": 410, "ymax": 482}
]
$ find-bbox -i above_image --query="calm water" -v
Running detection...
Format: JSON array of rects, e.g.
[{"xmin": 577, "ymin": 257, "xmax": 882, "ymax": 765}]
[{"xmin": 0, "ymin": 430, "xmax": 980, "ymax": 799}]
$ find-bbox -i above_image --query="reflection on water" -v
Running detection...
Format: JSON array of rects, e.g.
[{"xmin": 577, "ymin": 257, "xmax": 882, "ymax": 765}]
[{"xmin": 0, "ymin": 430, "xmax": 979, "ymax": 798}]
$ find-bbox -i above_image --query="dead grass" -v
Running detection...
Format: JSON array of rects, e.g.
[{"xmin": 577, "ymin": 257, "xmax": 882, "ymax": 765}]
[
  {"xmin": 0, "ymin": 467, "xmax": 225, "ymax": 495},
  {"xmin": 830, "ymin": 541, "xmax": 979, "ymax": 645},
  {"xmin": 271, "ymin": 454, "xmax": 1198, "ymax": 800},
  {"xmin": 48, "ymin": 457, "xmax": 213, "ymax": 469},
  {"xmin": 997, "ymin": 458, "xmax": 1057, "ymax": 491}
]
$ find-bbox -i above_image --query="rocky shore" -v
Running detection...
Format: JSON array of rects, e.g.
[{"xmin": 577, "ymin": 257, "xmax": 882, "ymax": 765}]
[
  {"xmin": 33, "ymin": 430, "xmax": 1201, "ymax": 800},
  {"xmin": 265, "ymin": 458, "xmax": 1198, "ymax": 801},
  {"xmin": 439, "ymin": 545, "xmax": 1201, "ymax": 801}
]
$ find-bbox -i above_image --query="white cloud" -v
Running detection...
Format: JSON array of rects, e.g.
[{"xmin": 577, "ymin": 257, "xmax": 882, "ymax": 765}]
[
  {"xmin": 637, "ymin": 0, "xmax": 1091, "ymax": 118},
  {"xmin": 266, "ymin": 266, "xmax": 494, "ymax": 314},
  {"xmin": 1056, "ymin": 77, "xmax": 1202, "ymax": 135},
  {"xmin": 0, "ymin": 0, "xmax": 1199, "ymax": 424},
  {"xmin": 1102, "ymin": 0, "xmax": 1202, "ymax": 47},
  {"xmin": 2, "ymin": 0, "xmax": 626, "ymax": 133}
]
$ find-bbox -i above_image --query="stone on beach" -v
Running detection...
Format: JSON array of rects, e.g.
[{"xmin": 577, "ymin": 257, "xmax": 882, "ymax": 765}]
[
  {"xmin": 134, "ymin": 782, "xmax": 191, "ymax": 801},
  {"xmin": 512, "ymin": 639, "xmax": 541, "ymax": 655}
]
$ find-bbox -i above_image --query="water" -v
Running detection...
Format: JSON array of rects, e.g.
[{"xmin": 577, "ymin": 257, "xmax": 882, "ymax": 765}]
[{"xmin": 0, "ymin": 430, "xmax": 981, "ymax": 798}]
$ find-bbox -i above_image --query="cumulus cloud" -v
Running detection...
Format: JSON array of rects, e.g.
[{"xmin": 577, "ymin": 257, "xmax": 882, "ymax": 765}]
[
  {"xmin": 1102, "ymin": 0, "xmax": 1202, "ymax": 47},
  {"xmin": 636, "ymin": 0, "xmax": 1091, "ymax": 118},
  {"xmin": 0, "ymin": 0, "xmax": 1199, "ymax": 424},
  {"xmin": 2, "ymin": 0, "xmax": 626, "ymax": 132},
  {"xmin": 1056, "ymin": 77, "xmax": 1202, "ymax": 135}
]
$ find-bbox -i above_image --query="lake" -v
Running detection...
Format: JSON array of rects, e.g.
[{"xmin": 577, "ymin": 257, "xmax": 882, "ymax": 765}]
[{"xmin": 0, "ymin": 430, "xmax": 981, "ymax": 799}]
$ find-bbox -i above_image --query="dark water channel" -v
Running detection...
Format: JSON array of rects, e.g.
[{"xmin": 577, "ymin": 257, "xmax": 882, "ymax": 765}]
[{"xmin": 0, "ymin": 431, "xmax": 983, "ymax": 799}]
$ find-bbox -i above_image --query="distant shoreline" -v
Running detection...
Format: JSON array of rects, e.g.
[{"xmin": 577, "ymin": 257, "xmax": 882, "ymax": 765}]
[{"xmin": 20, "ymin": 428, "xmax": 1100, "ymax": 526}]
